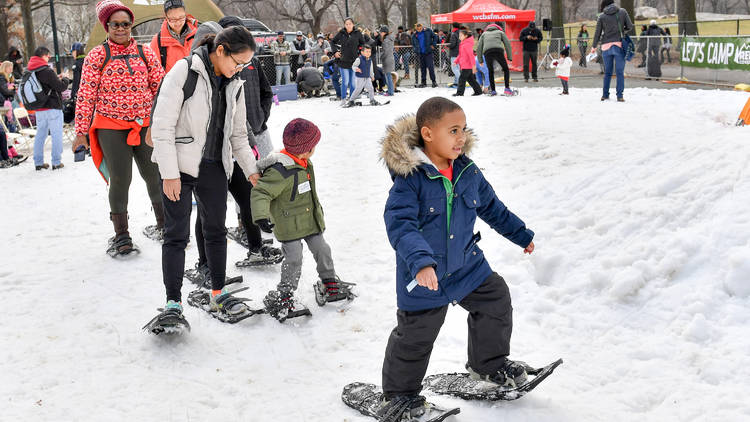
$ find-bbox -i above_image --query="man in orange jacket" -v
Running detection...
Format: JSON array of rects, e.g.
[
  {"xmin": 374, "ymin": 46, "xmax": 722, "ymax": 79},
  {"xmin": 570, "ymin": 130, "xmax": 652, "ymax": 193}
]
[{"xmin": 149, "ymin": 0, "xmax": 198, "ymax": 72}]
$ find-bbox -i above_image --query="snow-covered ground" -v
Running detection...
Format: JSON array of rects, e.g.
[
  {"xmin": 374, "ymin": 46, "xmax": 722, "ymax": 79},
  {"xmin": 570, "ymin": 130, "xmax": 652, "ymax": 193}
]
[{"xmin": 2, "ymin": 87, "xmax": 749, "ymax": 421}]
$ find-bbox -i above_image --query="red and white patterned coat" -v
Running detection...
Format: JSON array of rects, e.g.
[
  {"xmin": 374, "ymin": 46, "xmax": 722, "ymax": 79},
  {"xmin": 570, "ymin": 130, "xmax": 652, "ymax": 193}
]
[{"xmin": 74, "ymin": 38, "xmax": 165, "ymax": 136}]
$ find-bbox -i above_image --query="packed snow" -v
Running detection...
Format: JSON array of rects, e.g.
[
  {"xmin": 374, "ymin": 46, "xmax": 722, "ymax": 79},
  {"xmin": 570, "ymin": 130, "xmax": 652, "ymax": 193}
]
[{"xmin": 2, "ymin": 87, "xmax": 749, "ymax": 421}]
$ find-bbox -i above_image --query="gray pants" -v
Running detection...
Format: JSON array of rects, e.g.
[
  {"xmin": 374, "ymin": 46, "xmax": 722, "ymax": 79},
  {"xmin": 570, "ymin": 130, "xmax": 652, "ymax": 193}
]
[
  {"xmin": 349, "ymin": 77, "xmax": 375, "ymax": 101},
  {"xmin": 279, "ymin": 233, "xmax": 336, "ymax": 292},
  {"xmin": 254, "ymin": 130, "xmax": 273, "ymax": 159}
]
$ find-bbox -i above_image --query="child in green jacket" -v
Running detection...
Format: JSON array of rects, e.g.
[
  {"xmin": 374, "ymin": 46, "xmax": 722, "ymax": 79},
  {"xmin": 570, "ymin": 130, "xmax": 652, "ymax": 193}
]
[{"xmin": 251, "ymin": 118, "xmax": 352, "ymax": 322}]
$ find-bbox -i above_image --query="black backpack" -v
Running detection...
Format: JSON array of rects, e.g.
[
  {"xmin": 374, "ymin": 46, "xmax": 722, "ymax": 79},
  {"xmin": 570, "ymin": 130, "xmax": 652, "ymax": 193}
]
[{"xmin": 100, "ymin": 41, "xmax": 151, "ymax": 75}]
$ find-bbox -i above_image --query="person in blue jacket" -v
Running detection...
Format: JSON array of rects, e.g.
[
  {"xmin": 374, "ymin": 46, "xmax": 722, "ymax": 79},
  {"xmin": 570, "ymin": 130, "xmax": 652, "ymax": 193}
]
[
  {"xmin": 376, "ymin": 96, "xmax": 535, "ymax": 419},
  {"xmin": 411, "ymin": 23, "xmax": 438, "ymax": 88}
]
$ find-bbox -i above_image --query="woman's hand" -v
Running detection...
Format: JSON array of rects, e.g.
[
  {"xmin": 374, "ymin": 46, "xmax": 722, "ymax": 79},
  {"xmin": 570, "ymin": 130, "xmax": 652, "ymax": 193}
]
[
  {"xmin": 163, "ymin": 178, "xmax": 181, "ymax": 202},
  {"xmin": 144, "ymin": 126, "xmax": 153, "ymax": 147},
  {"xmin": 248, "ymin": 173, "xmax": 260, "ymax": 186},
  {"xmin": 72, "ymin": 135, "xmax": 89, "ymax": 152}
]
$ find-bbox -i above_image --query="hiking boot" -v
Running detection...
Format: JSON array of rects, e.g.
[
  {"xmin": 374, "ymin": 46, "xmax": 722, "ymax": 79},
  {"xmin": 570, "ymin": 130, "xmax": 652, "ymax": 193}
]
[
  {"xmin": 617, "ymin": 97, "xmax": 625, "ymax": 102},
  {"xmin": 466, "ymin": 357, "xmax": 529, "ymax": 388},
  {"xmin": 35, "ymin": 163, "xmax": 50, "ymax": 171},
  {"xmin": 210, "ymin": 286, "xmax": 247, "ymax": 315},
  {"xmin": 431, "ymin": 82, "xmax": 438, "ymax": 88},
  {"xmin": 52, "ymin": 163, "xmax": 64, "ymax": 170},
  {"xmin": 601, "ymin": 96, "xmax": 610, "ymax": 101}
]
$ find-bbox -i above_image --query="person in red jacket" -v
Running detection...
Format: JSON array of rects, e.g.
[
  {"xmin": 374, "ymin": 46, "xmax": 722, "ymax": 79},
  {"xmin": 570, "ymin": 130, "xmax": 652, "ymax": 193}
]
[
  {"xmin": 149, "ymin": 0, "xmax": 198, "ymax": 73},
  {"xmin": 452, "ymin": 30, "xmax": 482, "ymax": 97},
  {"xmin": 72, "ymin": 0, "xmax": 166, "ymax": 257}
]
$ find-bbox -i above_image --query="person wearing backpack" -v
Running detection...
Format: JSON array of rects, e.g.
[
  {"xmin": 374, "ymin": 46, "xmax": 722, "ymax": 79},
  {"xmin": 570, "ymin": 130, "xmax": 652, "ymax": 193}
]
[
  {"xmin": 149, "ymin": 0, "xmax": 198, "ymax": 73},
  {"xmin": 72, "ymin": 0, "xmax": 166, "ymax": 257},
  {"xmin": 21, "ymin": 46, "xmax": 70, "ymax": 171},
  {"xmin": 150, "ymin": 26, "xmax": 260, "ymax": 323}
]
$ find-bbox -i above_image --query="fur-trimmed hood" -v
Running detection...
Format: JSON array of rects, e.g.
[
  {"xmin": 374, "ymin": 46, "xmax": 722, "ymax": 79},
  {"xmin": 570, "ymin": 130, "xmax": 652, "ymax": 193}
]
[{"xmin": 380, "ymin": 114, "xmax": 476, "ymax": 177}]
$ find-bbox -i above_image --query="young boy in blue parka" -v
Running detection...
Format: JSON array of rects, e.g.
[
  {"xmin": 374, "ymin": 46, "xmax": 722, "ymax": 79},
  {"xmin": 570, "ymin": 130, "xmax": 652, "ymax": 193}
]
[{"xmin": 376, "ymin": 96, "xmax": 535, "ymax": 417}]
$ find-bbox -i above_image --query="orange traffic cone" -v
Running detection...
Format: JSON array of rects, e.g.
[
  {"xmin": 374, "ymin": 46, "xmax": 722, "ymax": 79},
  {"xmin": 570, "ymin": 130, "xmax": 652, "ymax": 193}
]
[{"xmin": 737, "ymin": 96, "xmax": 750, "ymax": 126}]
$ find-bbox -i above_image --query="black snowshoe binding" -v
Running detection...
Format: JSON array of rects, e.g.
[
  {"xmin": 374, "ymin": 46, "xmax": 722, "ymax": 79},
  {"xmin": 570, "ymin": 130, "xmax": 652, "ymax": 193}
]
[
  {"xmin": 235, "ymin": 244, "xmax": 284, "ymax": 268},
  {"xmin": 422, "ymin": 358, "xmax": 563, "ymax": 401},
  {"xmin": 227, "ymin": 225, "xmax": 274, "ymax": 249},
  {"xmin": 142, "ymin": 225, "xmax": 164, "ymax": 242},
  {"xmin": 184, "ymin": 262, "xmax": 243, "ymax": 289},
  {"xmin": 341, "ymin": 383, "xmax": 459, "ymax": 422},
  {"xmin": 142, "ymin": 303, "xmax": 190, "ymax": 335},
  {"xmin": 186, "ymin": 286, "xmax": 263, "ymax": 324},
  {"xmin": 314, "ymin": 277, "xmax": 356, "ymax": 306},
  {"xmin": 106, "ymin": 234, "xmax": 140, "ymax": 258},
  {"xmin": 263, "ymin": 290, "xmax": 311, "ymax": 323}
]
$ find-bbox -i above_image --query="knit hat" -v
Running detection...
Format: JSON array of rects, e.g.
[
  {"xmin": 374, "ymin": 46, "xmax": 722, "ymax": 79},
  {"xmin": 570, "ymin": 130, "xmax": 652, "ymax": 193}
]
[
  {"xmin": 317, "ymin": 33, "xmax": 324, "ymax": 39},
  {"xmin": 163, "ymin": 0, "xmax": 184, "ymax": 12},
  {"xmin": 218, "ymin": 16, "xmax": 243, "ymax": 29},
  {"xmin": 277, "ymin": 30, "xmax": 284, "ymax": 35},
  {"xmin": 71, "ymin": 42, "xmax": 85, "ymax": 53},
  {"xmin": 283, "ymin": 118, "xmax": 321, "ymax": 155},
  {"xmin": 379, "ymin": 25, "xmax": 389, "ymax": 34},
  {"xmin": 96, "ymin": 0, "xmax": 134, "ymax": 30}
]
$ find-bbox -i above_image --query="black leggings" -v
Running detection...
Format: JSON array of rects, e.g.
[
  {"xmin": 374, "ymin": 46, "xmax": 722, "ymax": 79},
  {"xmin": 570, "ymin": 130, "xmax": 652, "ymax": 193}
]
[
  {"xmin": 162, "ymin": 159, "xmax": 228, "ymax": 301},
  {"xmin": 196, "ymin": 161, "xmax": 262, "ymax": 265},
  {"xmin": 0, "ymin": 129, "xmax": 8, "ymax": 161},
  {"xmin": 484, "ymin": 48, "xmax": 510, "ymax": 91},
  {"xmin": 456, "ymin": 69, "xmax": 482, "ymax": 95}
]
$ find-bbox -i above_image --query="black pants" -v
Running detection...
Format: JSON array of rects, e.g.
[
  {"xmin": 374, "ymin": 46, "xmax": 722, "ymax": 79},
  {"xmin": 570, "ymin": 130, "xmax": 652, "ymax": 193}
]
[
  {"xmin": 298, "ymin": 80, "xmax": 324, "ymax": 96},
  {"xmin": 419, "ymin": 52, "xmax": 436, "ymax": 85},
  {"xmin": 523, "ymin": 50, "xmax": 538, "ymax": 80},
  {"xmin": 381, "ymin": 272, "xmax": 513, "ymax": 398},
  {"xmin": 0, "ymin": 129, "xmax": 8, "ymax": 161},
  {"xmin": 560, "ymin": 78, "xmax": 569, "ymax": 93},
  {"xmin": 456, "ymin": 69, "xmax": 482, "ymax": 95},
  {"xmin": 196, "ymin": 161, "xmax": 262, "ymax": 265},
  {"xmin": 484, "ymin": 48, "xmax": 510, "ymax": 91},
  {"xmin": 162, "ymin": 159, "xmax": 228, "ymax": 302}
]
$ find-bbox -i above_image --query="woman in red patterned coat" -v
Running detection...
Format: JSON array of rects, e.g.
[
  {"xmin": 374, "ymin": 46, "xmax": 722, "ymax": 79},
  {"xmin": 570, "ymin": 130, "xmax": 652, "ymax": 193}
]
[{"xmin": 72, "ymin": 0, "xmax": 166, "ymax": 257}]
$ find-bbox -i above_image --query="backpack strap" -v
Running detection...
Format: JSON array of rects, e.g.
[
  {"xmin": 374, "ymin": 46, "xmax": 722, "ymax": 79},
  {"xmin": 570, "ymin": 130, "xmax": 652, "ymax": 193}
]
[
  {"xmin": 157, "ymin": 34, "xmax": 167, "ymax": 69},
  {"xmin": 101, "ymin": 41, "xmax": 112, "ymax": 71},
  {"xmin": 136, "ymin": 44, "xmax": 151, "ymax": 73},
  {"xmin": 181, "ymin": 56, "xmax": 199, "ymax": 104}
]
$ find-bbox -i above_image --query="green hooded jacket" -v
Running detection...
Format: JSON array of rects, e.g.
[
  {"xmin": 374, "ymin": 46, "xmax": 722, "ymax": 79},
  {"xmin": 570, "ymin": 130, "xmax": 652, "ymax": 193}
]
[
  {"xmin": 474, "ymin": 25, "xmax": 512, "ymax": 64},
  {"xmin": 250, "ymin": 152, "xmax": 325, "ymax": 242}
]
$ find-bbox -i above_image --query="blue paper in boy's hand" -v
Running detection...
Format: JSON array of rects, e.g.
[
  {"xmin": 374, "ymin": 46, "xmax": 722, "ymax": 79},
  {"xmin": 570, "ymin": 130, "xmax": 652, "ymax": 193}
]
[{"xmin": 406, "ymin": 279, "xmax": 418, "ymax": 292}]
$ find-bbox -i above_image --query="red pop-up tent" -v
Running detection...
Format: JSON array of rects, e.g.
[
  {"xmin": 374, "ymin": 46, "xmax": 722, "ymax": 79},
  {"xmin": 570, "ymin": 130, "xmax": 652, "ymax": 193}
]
[{"xmin": 431, "ymin": 0, "xmax": 536, "ymax": 71}]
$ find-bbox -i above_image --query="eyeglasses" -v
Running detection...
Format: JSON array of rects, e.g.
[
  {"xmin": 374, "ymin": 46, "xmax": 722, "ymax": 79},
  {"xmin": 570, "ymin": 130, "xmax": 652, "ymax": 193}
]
[
  {"xmin": 166, "ymin": 16, "xmax": 186, "ymax": 23},
  {"xmin": 107, "ymin": 21, "xmax": 133, "ymax": 30},
  {"xmin": 229, "ymin": 54, "xmax": 252, "ymax": 70}
]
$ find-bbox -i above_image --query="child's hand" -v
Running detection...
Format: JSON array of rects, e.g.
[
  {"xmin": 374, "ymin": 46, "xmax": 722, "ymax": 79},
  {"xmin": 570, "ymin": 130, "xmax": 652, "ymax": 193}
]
[
  {"xmin": 416, "ymin": 266, "xmax": 438, "ymax": 291},
  {"xmin": 354, "ymin": 67, "xmax": 361, "ymax": 73},
  {"xmin": 524, "ymin": 241, "xmax": 535, "ymax": 254},
  {"xmin": 248, "ymin": 173, "xmax": 260, "ymax": 186}
]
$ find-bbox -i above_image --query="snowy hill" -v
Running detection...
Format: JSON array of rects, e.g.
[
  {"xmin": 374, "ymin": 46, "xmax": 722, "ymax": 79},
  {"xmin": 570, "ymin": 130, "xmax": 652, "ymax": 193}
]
[{"xmin": 1, "ymin": 87, "xmax": 749, "ymax": 421}]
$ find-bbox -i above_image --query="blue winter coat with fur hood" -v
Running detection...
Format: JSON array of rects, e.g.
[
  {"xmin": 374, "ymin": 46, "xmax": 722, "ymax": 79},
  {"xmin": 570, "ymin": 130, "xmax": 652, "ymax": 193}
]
[{"xmin": 381, "ymin": 115, "xmax": 534, "ymax": 311}]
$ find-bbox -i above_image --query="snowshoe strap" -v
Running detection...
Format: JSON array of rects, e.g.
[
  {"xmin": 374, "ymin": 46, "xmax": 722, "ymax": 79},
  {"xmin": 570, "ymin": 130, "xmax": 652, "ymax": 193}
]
[{"xmin": 380, "ymin": 396, "xmax": 425, "ymax": 422}]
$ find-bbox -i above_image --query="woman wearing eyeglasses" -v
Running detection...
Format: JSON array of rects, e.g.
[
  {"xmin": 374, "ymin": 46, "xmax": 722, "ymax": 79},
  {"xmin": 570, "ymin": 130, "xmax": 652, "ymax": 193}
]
[
  {"xmin": 73, "ymin": 0, "xmax": 166, "ymax": 257},
  {"xmin": 149, "ymin": 0, "xmax": 198, "ymax": 72},
  {"xmin": 149, "ymin": 26, "xmax": 260, "ymax": 320}
]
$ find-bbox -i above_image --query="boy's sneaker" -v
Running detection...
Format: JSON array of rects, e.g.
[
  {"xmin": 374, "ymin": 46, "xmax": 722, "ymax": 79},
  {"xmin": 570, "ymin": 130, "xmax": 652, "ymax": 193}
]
[
  {"xmin": 314, "ymin": 277, "xmax": 355, "ymax": 305},
  {"xmin": 466, "ymin": 357, "xmax": 528, "ymax": 388},
  {"xmin": 263, "ymin": 289, "xmax": 311, "ymax": 322},
  {"xmin": 376, "ymin": 395, "xmax": 429, "ymax": 421},
  {"xmin": 165, "ymin": 300, "xmax": 183, "ymax": 314}
]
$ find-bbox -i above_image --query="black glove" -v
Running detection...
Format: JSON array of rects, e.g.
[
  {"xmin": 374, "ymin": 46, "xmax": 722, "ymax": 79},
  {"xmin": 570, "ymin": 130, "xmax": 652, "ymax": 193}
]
[{"xmin": 256, "ymin": 219, "xmax": 274, "ymax": 233}]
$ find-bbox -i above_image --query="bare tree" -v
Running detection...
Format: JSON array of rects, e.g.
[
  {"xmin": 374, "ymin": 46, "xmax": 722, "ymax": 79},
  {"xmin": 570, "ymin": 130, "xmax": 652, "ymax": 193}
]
[
  {"xmin": 373, "ymin": 0, "xmax": 399, "ymax": 26},
  {"xmin": 276, "ymin": 0, "xmax": 337, "ymax": 34},
  {"xmin": 677, "ymin": 0, "xmax": 698, "ymax": 35}
]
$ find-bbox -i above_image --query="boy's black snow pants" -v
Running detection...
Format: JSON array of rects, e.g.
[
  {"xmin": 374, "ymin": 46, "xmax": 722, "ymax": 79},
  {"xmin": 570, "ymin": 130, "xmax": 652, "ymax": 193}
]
[
  {"xmin": 162, "ymin": 159, "xmax": 228, "ymax": 302},
  {"xmin": 381, "ymin": 272, "xmax": 513, "ymax": 399}
]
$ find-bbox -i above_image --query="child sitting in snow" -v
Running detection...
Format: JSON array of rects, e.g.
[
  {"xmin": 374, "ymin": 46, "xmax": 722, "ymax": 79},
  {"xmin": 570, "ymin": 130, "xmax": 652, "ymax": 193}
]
[
  {"xmin": 251, "ymin": 118, "xmax": 350, "ymax": 322},
  {"xmin": 376, "ymin": 96, "xmax": 536, "ymax": 418},
  {"xmin": 552, "ymin": 45, "xmax": 572, "ymax": 95}
]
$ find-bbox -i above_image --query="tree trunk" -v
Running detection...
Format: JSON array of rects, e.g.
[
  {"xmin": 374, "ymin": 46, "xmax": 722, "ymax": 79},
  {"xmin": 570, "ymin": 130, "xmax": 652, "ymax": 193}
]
[
  {"xmin": 550, "ymin": 0, "xmax": 564, "ymax": 52},
  {"xmin": 621, "ymin": 0, "xmax": 636, "ymax": 34},
  {"xmin": 677, "ymin": 0, "xmax": 699, "ymax": 35},
  {"xmin": 407, "ymin": 0, "xmax": 417, "ymax": 28},
  {"xmin": 21, "ymin": 0, "xmax": 35, "ymax": 57},
  {"xmin": 0, "ymin": 0, "xmax": 9, "ymax": 60}
]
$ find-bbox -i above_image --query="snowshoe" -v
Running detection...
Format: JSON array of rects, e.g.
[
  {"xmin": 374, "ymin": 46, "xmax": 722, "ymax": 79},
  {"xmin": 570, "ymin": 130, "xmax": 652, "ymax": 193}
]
[
  {"xmin": 263, "ymin": 290, "xmax": 311, "ymax": 323},
  {"xmin": 466, "ymin": 357, "xmax": 529, "ymax": 388},
  {"xmin": 186, "ymin": 286, "xmax": 263, "ymax": 324},
  {"xmin": 106, "ymin": 234, "xmax": 140, "ymax": 258},
  {"xmin": 142, "ymin": 301, "xmax": 190, "ymax": 335},
  {"xmin": 354, "ymin": 100, "xmax": 390, "ymax": 106},
  {"xmin": 142, "ymin": 225, "xmax": 164, "ymax": 242},
  {"xmin": 227, "ymin": 225, "xmax": 274, "ymax": 249},
  {"xmin": 183, "ymin": 262, "xmax": 243, "ymax": 289},
  {"xmin": 422, "ymin": 358, "xmax": 563, "ymax": 401},
  {"xmin": 235, "ymin": 244, "xmax": 284, "ymax": 267},
  {"xmin": 314, "ymin": 277, "xmax": 356, "ymax": 306},
  {"xmin": 342, "ymin": 382, "xmax": 459, "ymax": 422}
]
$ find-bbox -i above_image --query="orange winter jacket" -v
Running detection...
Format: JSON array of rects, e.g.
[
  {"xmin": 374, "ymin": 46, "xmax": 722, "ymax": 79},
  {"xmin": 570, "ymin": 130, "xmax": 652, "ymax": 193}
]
[{"xmin": 149, "ymin": 16, "xmax": 198, "ymax": 72}]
